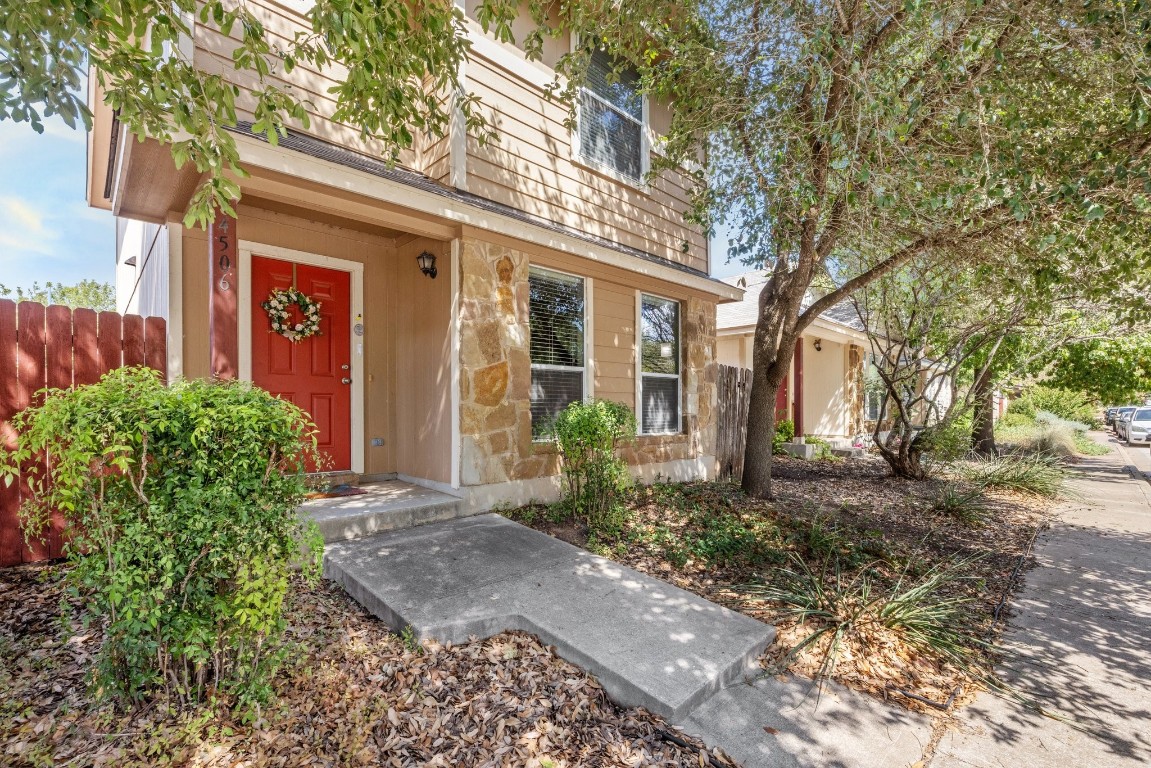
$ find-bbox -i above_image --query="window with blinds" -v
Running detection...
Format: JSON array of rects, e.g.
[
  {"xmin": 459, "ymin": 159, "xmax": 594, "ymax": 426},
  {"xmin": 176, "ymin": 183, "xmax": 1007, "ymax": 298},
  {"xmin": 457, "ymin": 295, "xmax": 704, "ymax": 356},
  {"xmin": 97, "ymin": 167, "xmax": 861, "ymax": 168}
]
[
  {"xmin": 579, "ymin": 48, "xmax": 644, "ymax": 182},
  {"xmin": 529, "ymin": 267, "xmax": 586, "ymax": 437},
  {"xmin": 639, "ymin": 294, "xmax": 680, "ymax": 434}
]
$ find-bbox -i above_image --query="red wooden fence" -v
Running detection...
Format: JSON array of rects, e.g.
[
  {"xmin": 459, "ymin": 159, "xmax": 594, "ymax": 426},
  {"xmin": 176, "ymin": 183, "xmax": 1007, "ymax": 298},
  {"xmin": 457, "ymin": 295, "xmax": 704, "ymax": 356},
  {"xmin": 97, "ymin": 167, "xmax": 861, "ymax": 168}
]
[{"xmin": 0, "ymin": 300, "xmax": 167, "ymax": 567}]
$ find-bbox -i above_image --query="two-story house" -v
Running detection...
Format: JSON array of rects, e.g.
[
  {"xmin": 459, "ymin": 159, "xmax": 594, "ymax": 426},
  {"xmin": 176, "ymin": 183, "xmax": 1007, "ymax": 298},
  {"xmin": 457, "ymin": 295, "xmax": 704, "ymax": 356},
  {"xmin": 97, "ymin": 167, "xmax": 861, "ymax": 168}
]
[{"xmin": 89, "ymin": 1, "xmax": 740, "ymax": 509}]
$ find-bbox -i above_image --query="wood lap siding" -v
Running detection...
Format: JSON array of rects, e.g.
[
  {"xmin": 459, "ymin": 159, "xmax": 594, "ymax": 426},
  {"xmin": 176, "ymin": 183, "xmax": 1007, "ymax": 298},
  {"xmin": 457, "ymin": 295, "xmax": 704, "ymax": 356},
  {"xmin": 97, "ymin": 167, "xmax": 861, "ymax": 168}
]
[
  {"xmin": 0, "ymin": 300, "xmax": 167, "ymax": 568},
  {"xmin": 192, "ymin": 1, "xmax": 707, "ymax": 270},
  {"xmin": 193, "ymin": 4, "xmax": 423, "ymax": 171},
  {"xmin": 466, "ymin": 57, "xmax": 707, "ymax": 270}
]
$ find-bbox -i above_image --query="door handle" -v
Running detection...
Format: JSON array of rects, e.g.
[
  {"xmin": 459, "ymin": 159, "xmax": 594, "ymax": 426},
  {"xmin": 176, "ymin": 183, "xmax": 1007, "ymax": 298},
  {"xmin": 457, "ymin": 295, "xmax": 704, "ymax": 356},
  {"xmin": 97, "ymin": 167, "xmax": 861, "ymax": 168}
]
[{"xmin": 341, "ymin": 377, "xmax": 352, "ymax": 385}]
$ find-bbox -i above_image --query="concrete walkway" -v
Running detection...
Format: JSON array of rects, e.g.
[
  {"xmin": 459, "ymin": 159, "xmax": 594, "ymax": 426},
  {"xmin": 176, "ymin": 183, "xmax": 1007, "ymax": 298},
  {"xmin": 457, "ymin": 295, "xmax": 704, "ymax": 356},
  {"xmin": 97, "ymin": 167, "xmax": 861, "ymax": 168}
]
[
  {"xmin": 930, "ymin": 433, "xmax": 1151, "ymax": 768},
  {"xmin": 324, "ymin": 514, "xmax": 774, "ymax": 721},
  {"xmin": 324, "ymin": 513, "xmax": 933, "ymax": 766}
]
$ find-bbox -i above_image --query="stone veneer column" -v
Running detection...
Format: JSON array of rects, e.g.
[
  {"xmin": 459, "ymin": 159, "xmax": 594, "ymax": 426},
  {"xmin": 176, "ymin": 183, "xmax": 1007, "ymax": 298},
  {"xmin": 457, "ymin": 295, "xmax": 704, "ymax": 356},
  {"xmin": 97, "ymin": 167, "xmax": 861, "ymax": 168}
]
[
  {"xmin": 846, "ymin": 344, "xmax": 865, "ymax": 436},
  {"xmin": 457, "ymin": 238, "xmax": 555, "ymax": 487}
]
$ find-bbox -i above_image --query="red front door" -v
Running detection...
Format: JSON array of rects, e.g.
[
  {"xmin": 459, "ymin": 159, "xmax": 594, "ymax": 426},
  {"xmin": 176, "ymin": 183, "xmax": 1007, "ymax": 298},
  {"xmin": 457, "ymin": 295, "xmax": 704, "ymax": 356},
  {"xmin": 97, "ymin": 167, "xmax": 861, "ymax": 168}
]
[{"xmin": 251, "ymin": 255, "xmax": 352, "ymax": 472}]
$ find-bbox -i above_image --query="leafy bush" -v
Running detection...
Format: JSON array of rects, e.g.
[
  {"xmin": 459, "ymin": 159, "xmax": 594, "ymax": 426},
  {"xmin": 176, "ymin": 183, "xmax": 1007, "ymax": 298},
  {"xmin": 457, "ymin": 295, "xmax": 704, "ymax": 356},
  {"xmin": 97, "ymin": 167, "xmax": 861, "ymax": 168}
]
[
  {"xmin": 3, "ymin": 368, "xmax": 322, "ymax": 708},
  {"xmin": 746, "ymin": 555, "xmax": 980, "ymax": 682},
  {"xmin": 1008, "ymin": 386, "xmax": 1097, "ymax": 427},
  {"xmin": 772, "ymin": 419, "xmax": 796, "ymax": 455},
  {"xmin": 997, "ymin": 411, "xmax": 1036, "ymax": 429},
  {"xmin": 551, "ymin": 399, "xmax": 636, "ymax": 537},
  {"xmin": 918, "ymin": 414, "xmax": 973, "ymax": 462},
  {"xmin": 958, "ymin": 453, "xmax": 1066, "ymax": 497}
]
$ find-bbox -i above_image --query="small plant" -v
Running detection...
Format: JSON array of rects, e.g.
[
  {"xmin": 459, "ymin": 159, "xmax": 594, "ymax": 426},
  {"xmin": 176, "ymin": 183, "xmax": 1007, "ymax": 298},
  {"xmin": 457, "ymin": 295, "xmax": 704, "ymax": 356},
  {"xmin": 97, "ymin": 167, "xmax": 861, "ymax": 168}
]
[
  {"xmin": 959, "ymin": 453, "xmax": 1066, "ymax": 497},
  {"xmin": 772, "ymin": 419, "xmax": 796, "ymax": 455},
  {"xmin": 2, "ymin": 367, "xmax": 322, "ymax": 709},
  {"xmin": 746, "ymin": 555, "xmax": 981, "ymax": 684},
  {"xmin": 550, "ymin": 399, "xmax": 636, "ymax": 537},
  {"xmin": 804, "ymin": 435, "xmax": 838, "ymax": 461},
  {"xmin": 931, "ymin": 484, "xmax": 990, "ymax": 526}
]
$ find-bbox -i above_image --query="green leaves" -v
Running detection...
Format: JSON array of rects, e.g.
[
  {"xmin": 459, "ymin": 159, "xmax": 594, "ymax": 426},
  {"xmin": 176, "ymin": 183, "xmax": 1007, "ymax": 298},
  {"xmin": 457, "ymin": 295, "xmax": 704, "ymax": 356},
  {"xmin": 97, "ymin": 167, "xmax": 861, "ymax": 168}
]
[{"xmin": 4, "ymin": 367, "xmax": 323, "ymax": 708}]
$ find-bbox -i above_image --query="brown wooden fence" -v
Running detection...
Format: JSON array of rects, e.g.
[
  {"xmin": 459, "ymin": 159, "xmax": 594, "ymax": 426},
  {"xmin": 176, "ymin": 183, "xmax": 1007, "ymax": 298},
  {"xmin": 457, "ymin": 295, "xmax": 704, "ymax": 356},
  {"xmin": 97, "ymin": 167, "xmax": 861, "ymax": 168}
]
[
  {"xmin": 716, "ymin": 364, "xmax": 753, "ymax": 481},
  {"xmin": 0, "ymin": 300, "xmax": 167, "ymax": 567}
]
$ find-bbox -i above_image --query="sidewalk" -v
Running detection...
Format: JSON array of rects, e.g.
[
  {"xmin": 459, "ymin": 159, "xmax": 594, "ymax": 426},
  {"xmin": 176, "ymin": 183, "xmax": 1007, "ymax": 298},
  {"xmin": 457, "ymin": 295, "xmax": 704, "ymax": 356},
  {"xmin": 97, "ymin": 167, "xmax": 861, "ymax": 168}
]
[{"xmin": 930, "ymin": 433, "xmax": 1151, "ymax": 767}]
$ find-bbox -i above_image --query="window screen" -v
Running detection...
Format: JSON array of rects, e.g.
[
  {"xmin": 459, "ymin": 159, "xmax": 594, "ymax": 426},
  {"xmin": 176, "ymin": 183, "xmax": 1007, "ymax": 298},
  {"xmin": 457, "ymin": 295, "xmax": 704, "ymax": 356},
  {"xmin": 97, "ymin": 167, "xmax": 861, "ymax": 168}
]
[
  {"xmin": 529, "ymin": 267, "xmax": 586, "ymax": 436},
  {"xmin": 640, "ymin": 295, "xmax": 680, "ymax": 434},
  {"xmin": 579, "ymin": 49, "xmax": 644, "ymax": 181}
]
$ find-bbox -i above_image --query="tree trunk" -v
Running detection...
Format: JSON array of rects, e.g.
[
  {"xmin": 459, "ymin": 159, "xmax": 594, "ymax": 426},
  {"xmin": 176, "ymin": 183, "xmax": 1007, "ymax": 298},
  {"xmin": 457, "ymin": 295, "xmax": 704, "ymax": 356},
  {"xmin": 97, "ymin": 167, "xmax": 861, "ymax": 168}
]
[
  {"xmin": 742, "ymin": 358, "xmax": 788, "ymax": 498},
  {"xmin": 971, "ymin": 369, "xmax": 996, "ymax": 456}
]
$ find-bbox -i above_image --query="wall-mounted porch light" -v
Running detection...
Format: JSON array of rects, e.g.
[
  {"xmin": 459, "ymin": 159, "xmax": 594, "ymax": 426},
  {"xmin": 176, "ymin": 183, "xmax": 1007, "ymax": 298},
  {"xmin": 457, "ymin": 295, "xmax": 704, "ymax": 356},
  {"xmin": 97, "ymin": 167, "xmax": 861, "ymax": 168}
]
[
  {"xmin": 813, "ymin": 338, "xmax": 823, "ymax": 352},
  {"xmin": 416, "ymin": 251, "xmax": 438, "ymax": 279}
]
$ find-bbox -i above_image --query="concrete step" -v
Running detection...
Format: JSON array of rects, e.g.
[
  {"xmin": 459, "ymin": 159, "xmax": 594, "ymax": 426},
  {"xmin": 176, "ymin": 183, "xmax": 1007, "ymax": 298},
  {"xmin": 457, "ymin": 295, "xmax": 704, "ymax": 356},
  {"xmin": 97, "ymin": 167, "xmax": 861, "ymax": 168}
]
[
  {"xmin": 301, "ymin": 480, "xmax": 466, "ymax": 543},
  {"xmin": 323, "ymin": 514, "xmax": 775, "ymax": 721}
]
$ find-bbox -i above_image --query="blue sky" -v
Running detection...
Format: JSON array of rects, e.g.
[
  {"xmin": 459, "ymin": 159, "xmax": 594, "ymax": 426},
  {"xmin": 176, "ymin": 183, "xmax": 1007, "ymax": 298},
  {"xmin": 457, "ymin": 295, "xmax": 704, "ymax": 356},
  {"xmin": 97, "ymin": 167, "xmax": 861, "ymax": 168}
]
[{"xmin": 0, "ymin": 115, "xmax": 115, "ymax": 292}]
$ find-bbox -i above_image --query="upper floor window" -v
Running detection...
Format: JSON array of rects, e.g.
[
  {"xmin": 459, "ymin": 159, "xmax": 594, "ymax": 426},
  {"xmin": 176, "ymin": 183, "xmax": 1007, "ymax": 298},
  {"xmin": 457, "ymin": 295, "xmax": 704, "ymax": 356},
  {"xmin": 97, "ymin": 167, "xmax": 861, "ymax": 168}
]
[
  {"xmin": 579, "ymin": 49, "xmax": 645, "ymax": 182},
  {"xmin": 639, "ymin": 294, "xmax": 680, "ymax": 434},
  {"xmin": 529, "ymin": 267, "xmax": 587, "ymax": 437}
]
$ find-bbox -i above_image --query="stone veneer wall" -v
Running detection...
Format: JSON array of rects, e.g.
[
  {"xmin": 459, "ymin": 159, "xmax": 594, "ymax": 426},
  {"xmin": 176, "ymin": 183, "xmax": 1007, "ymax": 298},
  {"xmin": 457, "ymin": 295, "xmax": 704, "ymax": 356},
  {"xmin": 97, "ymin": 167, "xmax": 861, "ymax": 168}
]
[
  {"xmin": 457, "ymin": 236, "xmax": 719, "ymax": 487},
  {"xmin": 846, "ymin": 343, "xmax": 866, "ymax": 436}
]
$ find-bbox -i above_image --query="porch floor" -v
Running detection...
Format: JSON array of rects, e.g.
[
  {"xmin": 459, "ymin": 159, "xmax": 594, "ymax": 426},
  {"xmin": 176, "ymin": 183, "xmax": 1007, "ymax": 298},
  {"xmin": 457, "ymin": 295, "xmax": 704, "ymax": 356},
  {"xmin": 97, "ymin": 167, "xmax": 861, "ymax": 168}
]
[{"xmin": 300, "ymin": 480, "xmax": 466, "ymax": 543}]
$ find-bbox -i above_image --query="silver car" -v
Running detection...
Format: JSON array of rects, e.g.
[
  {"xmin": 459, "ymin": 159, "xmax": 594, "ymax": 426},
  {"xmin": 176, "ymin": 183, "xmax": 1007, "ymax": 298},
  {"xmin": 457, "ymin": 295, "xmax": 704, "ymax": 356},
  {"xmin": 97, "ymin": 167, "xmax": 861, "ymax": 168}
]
[
  {"xmin": 1125, "ymin": 407, "xmax": 1151, "ymax": 446},
  {"xmin": 1115, "ymin": 406, "xmax": 1137, "ymax": 438}
]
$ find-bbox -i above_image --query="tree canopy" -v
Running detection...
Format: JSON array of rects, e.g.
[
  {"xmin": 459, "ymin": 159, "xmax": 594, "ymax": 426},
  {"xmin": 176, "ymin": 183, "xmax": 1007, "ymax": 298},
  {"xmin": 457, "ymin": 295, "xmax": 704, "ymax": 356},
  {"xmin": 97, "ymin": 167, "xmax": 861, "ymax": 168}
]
[
  {"xmin": 0, "ymin": 280, "xmax": 115, "ymax": 312},
  {"xmin": 0, "ymin": 0, "xmax": 540, "ymax": 226}
]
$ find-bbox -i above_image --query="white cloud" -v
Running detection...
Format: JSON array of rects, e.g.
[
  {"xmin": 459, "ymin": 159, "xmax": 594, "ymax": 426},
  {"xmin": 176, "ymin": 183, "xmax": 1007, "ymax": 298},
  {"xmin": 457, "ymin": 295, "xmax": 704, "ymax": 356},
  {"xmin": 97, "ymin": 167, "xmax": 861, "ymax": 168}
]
[{"xmin": 0, "ymin": 197, "xmax": 60, "ymax": 259}]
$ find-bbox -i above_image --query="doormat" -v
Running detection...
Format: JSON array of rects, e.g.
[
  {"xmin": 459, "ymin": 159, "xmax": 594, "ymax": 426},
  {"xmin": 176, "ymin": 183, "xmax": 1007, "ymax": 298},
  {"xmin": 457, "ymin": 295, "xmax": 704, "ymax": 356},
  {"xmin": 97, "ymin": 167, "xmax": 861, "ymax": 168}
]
[{"xmin": 305, "ymin": 485, "xmax": 368, "ymax": 500}]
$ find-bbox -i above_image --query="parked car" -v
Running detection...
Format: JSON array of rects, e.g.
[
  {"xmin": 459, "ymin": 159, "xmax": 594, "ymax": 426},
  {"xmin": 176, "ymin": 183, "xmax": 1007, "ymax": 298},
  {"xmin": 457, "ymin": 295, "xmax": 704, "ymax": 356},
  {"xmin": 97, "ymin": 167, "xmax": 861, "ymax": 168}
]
[
  {"xmin": 1115, "ymin": 407, "xmax": 1137, "ymax": 439},
  {"xmin": 1124, "ymin": 407, "xmax": 1151, "ymax": 446},
  {"xmin": 1105, "ymin": 407, "xmax": 1119, "ymax": 426}
]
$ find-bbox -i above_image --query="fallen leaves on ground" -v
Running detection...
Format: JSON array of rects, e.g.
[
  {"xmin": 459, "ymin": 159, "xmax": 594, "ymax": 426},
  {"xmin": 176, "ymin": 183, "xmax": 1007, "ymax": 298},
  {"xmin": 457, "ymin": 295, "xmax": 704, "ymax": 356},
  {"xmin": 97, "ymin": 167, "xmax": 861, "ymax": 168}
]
[
  {"xmin": 518, "ymin": 455, "xmax": 1053, "ymax": 713},
  {"xmin": 0, "ymin": 565, "xmax": 738, "ymax": 767}
]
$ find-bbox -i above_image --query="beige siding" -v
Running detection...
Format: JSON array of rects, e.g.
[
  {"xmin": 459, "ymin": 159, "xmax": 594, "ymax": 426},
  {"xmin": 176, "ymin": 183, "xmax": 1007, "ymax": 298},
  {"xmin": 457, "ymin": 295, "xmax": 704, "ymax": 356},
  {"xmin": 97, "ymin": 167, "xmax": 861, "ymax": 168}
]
[
  {"xmin": 390, "ymin": 237, "xmax": 453, "ymax": 484},
  {"xmin": 193, "ymin": 2, "xmax": 421, "ymax": 171},
  {"xmin": 802, "ymin": 336, "xmax": 849, "ymax": 437},
  {"xmin": 465, "ymin": 58, "xmax": 707, "ymax": 270},
  {"xmin": 592, "ymin": 282, "xmax": 636, "ymax": 409}
]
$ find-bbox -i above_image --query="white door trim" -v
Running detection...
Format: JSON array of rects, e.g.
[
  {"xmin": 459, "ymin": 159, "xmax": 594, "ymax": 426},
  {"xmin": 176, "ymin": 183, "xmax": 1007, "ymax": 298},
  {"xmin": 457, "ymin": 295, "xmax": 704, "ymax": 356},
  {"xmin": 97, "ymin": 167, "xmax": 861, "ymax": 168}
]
[{"xmin": 239, "ymin": 240, "xmax": 366, "ymax": 474}]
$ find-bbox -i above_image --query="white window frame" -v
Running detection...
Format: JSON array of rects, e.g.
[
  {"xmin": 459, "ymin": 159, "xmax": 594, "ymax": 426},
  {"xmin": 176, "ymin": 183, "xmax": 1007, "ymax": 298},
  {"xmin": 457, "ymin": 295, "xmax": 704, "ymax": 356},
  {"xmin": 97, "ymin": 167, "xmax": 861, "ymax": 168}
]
[
  {"xmin": 529, "ymin": 265, "xmax": 594, "ymax": 440},
  {"xmin": 571, "ymin": 38, "xmax": 650, "ymax": 188},
  {"xmin": 635, "ymin": 291, "xmax": 682, "ymax": 436}
]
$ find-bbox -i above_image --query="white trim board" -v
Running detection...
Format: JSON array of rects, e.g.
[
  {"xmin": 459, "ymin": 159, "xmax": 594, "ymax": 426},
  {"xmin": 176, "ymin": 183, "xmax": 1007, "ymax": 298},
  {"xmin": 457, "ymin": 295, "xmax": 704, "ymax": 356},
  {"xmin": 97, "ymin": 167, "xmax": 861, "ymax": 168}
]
[
  {"xmin": 238, "ymin": 240, "xmax": 366, "ymax": 474},
  {"xmin": 232, "ymin": 133, "xmax": 740, "ymax": 301}
]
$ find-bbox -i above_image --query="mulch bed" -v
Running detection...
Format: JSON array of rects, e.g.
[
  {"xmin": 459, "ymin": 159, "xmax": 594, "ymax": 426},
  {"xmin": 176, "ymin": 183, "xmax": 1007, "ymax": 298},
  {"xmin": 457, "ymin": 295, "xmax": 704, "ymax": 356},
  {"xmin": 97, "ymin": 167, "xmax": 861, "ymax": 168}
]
[
  {"xmin": 0, "ymin": 564, "xmax": 738, "ymax": 767},
  {"xmin": 517, "ymin": 455, "xmax": 1053, "ymax": 713}
]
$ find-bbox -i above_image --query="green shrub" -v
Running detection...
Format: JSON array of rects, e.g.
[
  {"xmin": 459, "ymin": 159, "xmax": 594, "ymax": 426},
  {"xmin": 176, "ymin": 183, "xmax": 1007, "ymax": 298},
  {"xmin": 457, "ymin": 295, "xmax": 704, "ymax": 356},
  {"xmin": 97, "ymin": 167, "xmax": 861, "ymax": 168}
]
[
  {"xmin": 772, "ymin": 419, "xmax": 796, "ymax": 455},
  {"xmin": 1008, "ymin": 386, "xmax": 1097, "ymax": 427},
  {"xmin": 3, "ymin": 367, "xmax": 322, "ymax": 708},
  {"xmin": 551, "ymin": 399, "xmax": 636, "ymax": 537},
  {"xmin": 997, "ymin": 411, "xmax": 1036, "ymax": 429},
  {"xmin": 958, "ymin": 453, "xmax": 1066, "ymax": 497},
  {"xmin": 805, "ymin": 435, "xmax": 837, "ymax": 461},
  {"xmin": 918, "ymin": 414, "xmax": 973, "ymax": 462}
]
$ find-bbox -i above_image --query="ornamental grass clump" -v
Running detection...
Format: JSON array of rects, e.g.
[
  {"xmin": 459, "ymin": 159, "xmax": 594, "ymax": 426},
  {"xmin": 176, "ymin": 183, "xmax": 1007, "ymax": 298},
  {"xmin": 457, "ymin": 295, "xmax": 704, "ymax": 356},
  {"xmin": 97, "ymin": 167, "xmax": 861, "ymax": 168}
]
[
  {"xmin": 2, "ymin": 367, "xmax": 322, "ymax": 709},
  {"xmin": 550, "ymin": 399, "xmax": 636, "ymax": 537},
  {"xmin": 747, "ymin": 555, "xmax": 982, "ymax": 685},
  {"xmin": 959, "ymin": 453, "xmax": 1066, "ymax": 498}
]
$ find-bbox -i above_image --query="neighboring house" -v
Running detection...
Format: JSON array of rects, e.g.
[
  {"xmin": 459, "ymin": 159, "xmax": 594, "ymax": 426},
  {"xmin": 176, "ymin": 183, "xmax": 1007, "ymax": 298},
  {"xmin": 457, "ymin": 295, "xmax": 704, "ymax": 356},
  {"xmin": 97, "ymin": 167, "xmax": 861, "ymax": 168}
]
[
  {"xmin": 115, "ymin": 218, "xmax": 168, "ymax": 317},
  {"xmin": 88, "ymin": 2, "xmax": 740, "ymax": 509},
  {"xmin": 716, "ymin": 272, "xmax": 872, "ymax": 442}
]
